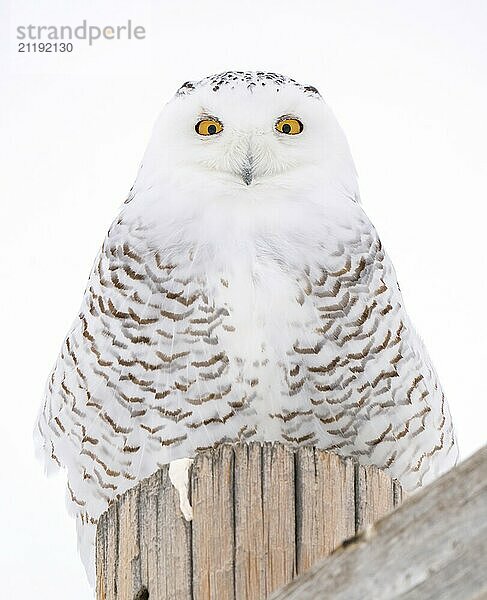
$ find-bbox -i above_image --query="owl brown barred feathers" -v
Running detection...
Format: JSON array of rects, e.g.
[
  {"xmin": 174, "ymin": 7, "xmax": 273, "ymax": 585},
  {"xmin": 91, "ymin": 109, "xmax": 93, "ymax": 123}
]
[{"xmin": 35, "ymin": 71, "xmax": 458, "ymax": 582}]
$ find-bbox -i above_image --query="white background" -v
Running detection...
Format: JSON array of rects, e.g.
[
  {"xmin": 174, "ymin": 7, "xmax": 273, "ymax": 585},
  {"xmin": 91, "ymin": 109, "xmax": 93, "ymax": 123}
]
[{"xmin": 1, "ymin": 1, "xmax": 486, "ymax": 597}]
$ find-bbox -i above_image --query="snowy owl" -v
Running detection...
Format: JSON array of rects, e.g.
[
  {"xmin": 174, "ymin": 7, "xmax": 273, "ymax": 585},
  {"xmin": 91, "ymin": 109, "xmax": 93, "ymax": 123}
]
[{"xmin": 36, "ymin": 71, "xmax": 458, "ymax": 582}]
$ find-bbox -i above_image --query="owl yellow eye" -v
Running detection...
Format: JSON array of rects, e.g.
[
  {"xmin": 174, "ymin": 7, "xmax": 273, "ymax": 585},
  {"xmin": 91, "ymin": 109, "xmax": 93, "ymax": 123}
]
[
  {"xmin": 195, "ymin": 119, "xmax": 223, "ymax": 136},
  {"xmin": 275, "ymin": 118, "xmax": 303, "ymax": 135}
]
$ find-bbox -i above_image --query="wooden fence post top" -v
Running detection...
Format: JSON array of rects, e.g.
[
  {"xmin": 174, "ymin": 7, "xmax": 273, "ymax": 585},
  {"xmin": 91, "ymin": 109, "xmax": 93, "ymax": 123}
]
[
  {"xmin": 270, "ymin": 445, "xmax": 487, "ymax": 600},
  {"xmin": 96, "ymin": 443, "xmax": 403, "ymax": 600}
]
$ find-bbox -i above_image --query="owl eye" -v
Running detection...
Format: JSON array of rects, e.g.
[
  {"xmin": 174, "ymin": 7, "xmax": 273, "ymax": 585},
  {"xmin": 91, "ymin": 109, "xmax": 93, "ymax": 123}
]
[
  {"xmin": 195, "ymin": 119, "xmax": 223, "ymax": 136},
  {"xmin": 275, "ymin": 117, "xmax": 303, "ymax": 135}
]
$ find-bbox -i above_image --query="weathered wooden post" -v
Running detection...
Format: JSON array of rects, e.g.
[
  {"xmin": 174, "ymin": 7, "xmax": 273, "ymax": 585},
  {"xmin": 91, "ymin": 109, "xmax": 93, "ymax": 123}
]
[
  {"xmin": 270, "ymin": 446, "xmax": 487, "ymax": 600},
  {"xmin": 96, "ymin": 442, "xmax": 403, "ymax": 600}
]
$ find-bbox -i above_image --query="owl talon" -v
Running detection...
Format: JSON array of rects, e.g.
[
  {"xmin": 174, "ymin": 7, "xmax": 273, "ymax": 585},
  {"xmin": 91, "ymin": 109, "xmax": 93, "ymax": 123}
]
[{"xmin": 169, "ymin": 458, "xmax": 194, "ymax": 521}]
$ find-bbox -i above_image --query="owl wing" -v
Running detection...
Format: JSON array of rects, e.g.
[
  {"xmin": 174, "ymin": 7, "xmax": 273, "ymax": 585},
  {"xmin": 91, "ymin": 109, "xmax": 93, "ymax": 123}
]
[
  {"xmin": 34, "ymin": 214, "xmax": 251, "ymax": 579},
  {"xmin": 276, "ymin": 206, "xmax": 458, "ymax": 490}
]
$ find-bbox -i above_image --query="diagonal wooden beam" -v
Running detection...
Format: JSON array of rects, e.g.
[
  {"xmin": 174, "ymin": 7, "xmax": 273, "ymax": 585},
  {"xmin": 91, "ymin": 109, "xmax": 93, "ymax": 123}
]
[{"xmin": 271, "ymin": 446, "xmax": 487, "ymax": 600}]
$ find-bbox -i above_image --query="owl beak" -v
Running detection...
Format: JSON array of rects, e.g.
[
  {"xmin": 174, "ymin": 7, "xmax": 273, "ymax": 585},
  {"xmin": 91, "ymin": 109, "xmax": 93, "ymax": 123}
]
[
  {"xmin": 242, "ymin": 167, "xmax": 253, "ymax": 185},
  {"xmin": 241, "ymin": 154, "xmax": 254, "ymax": 186}
]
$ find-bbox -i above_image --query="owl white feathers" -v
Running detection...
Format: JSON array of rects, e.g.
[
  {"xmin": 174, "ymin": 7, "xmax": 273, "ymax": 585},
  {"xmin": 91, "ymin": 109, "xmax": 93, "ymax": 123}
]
[{"xmin": 35, "ymin": 71, "xmax": 458, "ymax": 582}]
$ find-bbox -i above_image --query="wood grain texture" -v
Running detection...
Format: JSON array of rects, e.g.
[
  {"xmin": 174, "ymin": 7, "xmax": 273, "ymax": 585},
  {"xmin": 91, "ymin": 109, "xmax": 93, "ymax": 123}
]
[
  {"xmin": 96, "ymin": 443, "xmax": 402, "ymax": 600},
  {"xmin": 271, "ymin": 446, "xmax": 487, "ymax": 600},
  {"xmin": 295, "ymin": 447, "xmax": 355, "ymax": 573},
  {"xmin": 192, "ymin": 445, "xmax": 235, "ymax": 599},
  {"xmin": 355, "ymin": 462, "xmax": 397, "ymax": 531}
]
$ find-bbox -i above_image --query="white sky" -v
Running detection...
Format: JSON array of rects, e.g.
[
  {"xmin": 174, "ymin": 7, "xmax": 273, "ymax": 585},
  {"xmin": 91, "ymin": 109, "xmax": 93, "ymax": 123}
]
[{"xmin": 1, "ymin": 1, "xmax": 486, "ymax": 597}]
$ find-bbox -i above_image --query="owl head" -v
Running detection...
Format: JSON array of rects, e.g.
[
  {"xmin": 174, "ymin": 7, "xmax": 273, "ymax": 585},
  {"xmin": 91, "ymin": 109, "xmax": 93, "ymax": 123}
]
[{"xmin": 134, "ymin": 71, "xmax": 358, "ymax": 208}]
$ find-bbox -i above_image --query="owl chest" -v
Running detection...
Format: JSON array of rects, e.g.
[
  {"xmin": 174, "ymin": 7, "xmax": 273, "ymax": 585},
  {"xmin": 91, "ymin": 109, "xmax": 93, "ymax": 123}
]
[{"xmin": 201, "ymin": 259, "xmax": 309, "ymax": 365}]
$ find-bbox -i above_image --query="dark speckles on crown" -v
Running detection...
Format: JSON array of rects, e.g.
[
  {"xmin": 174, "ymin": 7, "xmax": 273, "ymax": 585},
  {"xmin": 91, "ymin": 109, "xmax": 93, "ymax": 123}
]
[
  {"xmin": 304, "ymin": 85, "xmax": 319, "ymax": 94},
  {"xmin": 175, "ymin": 71, "xmax": 322, "ymax": 99},
  {"xmin": 179, "ymin": 81, "xmax": 195, "ymax": 92}
]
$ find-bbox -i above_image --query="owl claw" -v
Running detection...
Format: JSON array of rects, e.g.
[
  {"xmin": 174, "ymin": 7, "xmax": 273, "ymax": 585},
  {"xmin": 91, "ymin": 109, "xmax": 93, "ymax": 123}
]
[{"xmin": 168, "ymin": 458, "xmax": 194, "ymax": 521}]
